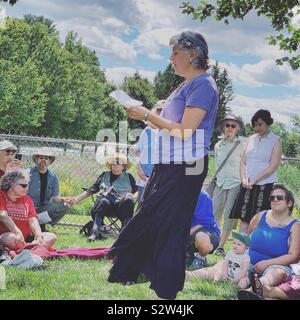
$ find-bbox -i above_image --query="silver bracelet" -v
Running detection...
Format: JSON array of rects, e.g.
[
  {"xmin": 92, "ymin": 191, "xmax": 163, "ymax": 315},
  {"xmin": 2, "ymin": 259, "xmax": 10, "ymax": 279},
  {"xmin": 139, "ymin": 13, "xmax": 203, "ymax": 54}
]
[{"xmin": 144, "ymin": 111, "xmax": 150, "ymax": 121}]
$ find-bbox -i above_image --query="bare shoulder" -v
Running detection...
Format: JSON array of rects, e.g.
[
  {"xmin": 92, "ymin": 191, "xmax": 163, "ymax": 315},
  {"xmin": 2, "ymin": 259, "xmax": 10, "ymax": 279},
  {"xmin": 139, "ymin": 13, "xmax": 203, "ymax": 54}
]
[
  {"xmin": 248, "ymin": 211, "xmax": 265, "ymax": 232},
  {"xmin": 291, "ymin": 221, "xmax": 300, "ymax": 232}
]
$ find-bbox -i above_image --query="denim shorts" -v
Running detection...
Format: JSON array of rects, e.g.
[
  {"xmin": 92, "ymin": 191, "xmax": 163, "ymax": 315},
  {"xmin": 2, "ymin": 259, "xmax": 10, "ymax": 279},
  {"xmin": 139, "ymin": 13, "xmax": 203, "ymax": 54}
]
[
  {"xmin": 249, "ymin": 263, "xmax": 293, "ymax": 277},
  {"xmin": 188, "ymin": 226, "xmax": 220, "ymax": 255}
]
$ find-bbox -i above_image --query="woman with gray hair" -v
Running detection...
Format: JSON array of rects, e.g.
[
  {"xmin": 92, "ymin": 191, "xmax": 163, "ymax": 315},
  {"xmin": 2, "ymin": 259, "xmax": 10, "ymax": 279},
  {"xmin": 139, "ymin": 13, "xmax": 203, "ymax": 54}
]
[
  {"xmin": 0, "ymin": 171, "xmax": 57, "ymax": 250},
  {"xmin": 108, "ymin": 31, "xmax": 219, "ymax": 299},
  {"xmin": 212, "ymin": 115, "xmax": 246, "ymax": 256}
]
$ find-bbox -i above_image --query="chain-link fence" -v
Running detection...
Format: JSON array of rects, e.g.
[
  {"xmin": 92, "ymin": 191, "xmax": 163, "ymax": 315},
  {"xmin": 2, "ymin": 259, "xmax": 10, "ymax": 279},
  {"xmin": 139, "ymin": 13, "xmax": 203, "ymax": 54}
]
[
  {"xmin": 0, "ymin": 133, "xmax": 138, "ymax": 229},
  {"xmin": 1, "ymin": 133, "xmax": 299, "ymax": 228}
]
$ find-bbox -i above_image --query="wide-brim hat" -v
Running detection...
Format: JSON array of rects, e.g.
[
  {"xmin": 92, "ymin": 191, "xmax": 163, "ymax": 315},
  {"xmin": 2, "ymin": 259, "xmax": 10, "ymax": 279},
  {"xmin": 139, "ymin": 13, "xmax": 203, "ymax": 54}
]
[
  {"xmin": 32, "ymin": 148, "xmax": 55, "ymax": 164},
  {"xmin": 218, "ymin": 114, "xmax": 244, "ymax": 133},
  {"xmin": 105, "ymin": 153, "xmax": 131, "ymax": 170},
  {"xmin": 232, "ymin": 231, "xmax": 250, "ymax": 247},
  {"xmin": 0, "ymin": 140, "xmax": 17, "ymax": 151}
]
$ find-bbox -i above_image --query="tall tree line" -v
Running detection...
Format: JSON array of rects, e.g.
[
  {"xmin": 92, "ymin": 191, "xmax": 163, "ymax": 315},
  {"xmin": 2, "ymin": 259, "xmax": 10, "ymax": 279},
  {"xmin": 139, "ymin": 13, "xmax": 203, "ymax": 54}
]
[{"xmin": 0, "ymin": 16, "xmax": 126, "ymax": 139}]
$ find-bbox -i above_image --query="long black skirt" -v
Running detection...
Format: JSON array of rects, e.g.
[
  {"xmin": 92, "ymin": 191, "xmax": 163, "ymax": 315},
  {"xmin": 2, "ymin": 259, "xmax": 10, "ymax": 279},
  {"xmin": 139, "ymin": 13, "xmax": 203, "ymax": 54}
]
[
  {"xmin": 229, "ymin": 183, "xmax": 274, "ymax": 224},
  {"xmin": 107, "ymin": 156, "xmax": 208, "ymax": 299}
]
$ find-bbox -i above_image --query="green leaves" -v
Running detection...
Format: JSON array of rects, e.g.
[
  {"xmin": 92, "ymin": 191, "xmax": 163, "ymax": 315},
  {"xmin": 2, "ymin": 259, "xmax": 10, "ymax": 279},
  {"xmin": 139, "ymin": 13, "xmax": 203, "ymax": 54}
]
[
  {"xmin": 181, "ymin": 0, "xmax": 300, "ymax": 70},
  {"xmin": 0, "ymin": 16, "xmax": 115, "ymax": 139}
]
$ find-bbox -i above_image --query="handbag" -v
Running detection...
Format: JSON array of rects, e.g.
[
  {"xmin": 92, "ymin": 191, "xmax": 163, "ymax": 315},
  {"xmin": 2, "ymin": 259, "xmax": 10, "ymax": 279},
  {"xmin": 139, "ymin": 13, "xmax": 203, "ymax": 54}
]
[{"xmin": 205, "ymin": 139, "xmax": 241, "ymax": 197}]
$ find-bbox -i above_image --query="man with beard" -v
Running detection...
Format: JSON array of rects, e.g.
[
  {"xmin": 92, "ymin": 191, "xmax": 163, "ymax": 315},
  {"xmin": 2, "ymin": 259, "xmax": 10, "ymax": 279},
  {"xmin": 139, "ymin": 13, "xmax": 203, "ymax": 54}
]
[{"xmin": 28, "ymin": 148, "xmax": 70, "ymax": 230}]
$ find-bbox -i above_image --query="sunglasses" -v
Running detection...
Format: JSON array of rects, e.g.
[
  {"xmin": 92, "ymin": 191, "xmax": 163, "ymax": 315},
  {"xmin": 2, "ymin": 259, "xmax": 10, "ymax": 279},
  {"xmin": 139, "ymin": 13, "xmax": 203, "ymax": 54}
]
[
  {"xmin": 18, "ymin": 183, "xmax": 28, "ymax": 188},
  {"xmin": 225, "ymin": 123, "xmax": 237, "ymax": 129},
  {"xmin": 270, "ymin": 195, "xmax": 286, "ymax": 202},
  {"xmin": 38, "ymin": 156, "xmax": 50, "ymax": 160},
  {"xmin": 4, "ymin": 149, "xmax": 16, "ymax": 155}
]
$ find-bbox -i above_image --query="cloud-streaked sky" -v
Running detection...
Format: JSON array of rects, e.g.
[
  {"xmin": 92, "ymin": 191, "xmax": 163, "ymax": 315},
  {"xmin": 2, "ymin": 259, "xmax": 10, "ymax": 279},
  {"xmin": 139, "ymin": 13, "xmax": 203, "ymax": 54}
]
[{"xmin": 4, "ymin": 0, "xmax": 300, "ymax": 126}]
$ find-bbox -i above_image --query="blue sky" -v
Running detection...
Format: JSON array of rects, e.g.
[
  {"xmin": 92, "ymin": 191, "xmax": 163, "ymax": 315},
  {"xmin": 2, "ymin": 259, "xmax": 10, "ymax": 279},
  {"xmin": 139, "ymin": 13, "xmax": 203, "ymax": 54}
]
[{"xmin": 2, "ymin": 0, "xmax": 300, "ymax": 126}]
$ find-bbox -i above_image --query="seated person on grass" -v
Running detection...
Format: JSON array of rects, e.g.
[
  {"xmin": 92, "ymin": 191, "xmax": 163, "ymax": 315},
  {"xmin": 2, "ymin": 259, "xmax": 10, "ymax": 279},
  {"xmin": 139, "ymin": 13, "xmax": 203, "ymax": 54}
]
[
  {"xmin": 186, "ymin": 190, "xmax": 220, "ymax": 271},
  {"xmin": 238, "ymin": 262, "xmax": 300, "ymax": 300},
  {"xmin": 0, "ymin": 171, "xmax": 57, "ymax": 251},
  {"xmin": 186, "ymin": 231, "xmax": 250, "ymax": 289},
  {"xmin": 28, "ymin": 148, "xmax": 71, "ymax": 231}
]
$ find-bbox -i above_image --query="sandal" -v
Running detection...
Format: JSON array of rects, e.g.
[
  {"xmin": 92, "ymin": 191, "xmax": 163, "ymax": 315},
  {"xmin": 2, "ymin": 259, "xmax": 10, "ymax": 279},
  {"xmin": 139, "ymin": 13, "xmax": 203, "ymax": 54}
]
[
  {"xmin": 215, "ymin": 247, "xmax": 226, "ymax": 257},
  {"xmin": 249, "ymin": 271, "xmax": 263, "ymax": 296}
]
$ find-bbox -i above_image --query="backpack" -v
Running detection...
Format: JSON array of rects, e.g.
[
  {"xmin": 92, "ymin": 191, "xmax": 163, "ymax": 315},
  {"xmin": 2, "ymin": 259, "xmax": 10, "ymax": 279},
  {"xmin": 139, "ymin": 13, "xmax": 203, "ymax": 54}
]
[{"xmin": 79, "ymin": 220, "xmax": 94, "ymax": 237}]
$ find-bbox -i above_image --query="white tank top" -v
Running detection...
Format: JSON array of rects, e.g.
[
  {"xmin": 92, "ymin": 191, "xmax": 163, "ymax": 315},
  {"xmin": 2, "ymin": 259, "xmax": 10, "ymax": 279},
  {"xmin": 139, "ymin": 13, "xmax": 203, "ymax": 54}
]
[{"xmin": 245, "ymin": 131, "xmax": 279, "ymax": 185}]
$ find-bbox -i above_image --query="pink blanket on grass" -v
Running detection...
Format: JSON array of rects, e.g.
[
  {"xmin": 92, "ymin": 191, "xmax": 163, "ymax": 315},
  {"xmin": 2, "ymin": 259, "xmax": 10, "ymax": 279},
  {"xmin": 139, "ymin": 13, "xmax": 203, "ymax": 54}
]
[{"xmin": 11, "ymin": 244, "xmax": 110, "ymax": 260}]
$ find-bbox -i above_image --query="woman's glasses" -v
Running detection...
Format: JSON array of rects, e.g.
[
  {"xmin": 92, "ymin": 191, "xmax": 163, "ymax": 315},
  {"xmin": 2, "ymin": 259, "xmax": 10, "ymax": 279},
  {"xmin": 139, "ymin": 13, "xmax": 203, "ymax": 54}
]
[
  {"xmin": 18, "ymin": 183, "xmax": 28, "ymax": 188},
  {"xmin": 270, "ymin": 195, "xmax": 286, "ymax": 202},
  {"xmin": 38, "ymin": 156, "xmax": 50, "ymax": 160},
  {"xmin": 4, "ymin": 149, "xmax": 16, "ymax": 155},
  {"xmin": 225, "ymin": 123, "xmax": 237, "ymax": 129}
]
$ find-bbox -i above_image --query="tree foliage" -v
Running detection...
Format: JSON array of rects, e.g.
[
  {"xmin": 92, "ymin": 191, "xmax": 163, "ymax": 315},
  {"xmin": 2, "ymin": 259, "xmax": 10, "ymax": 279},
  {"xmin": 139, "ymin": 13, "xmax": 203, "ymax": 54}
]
[
  {"xmin": 121, "ymin": 71, "xmax": 157, "ymax": 132},
  {"xmin": 0, "ymin": 16, "xmax": 126, "ymax": 139},
  {"xmin": 154, "ymin": 64, "xmax": 183, "ymax": 99},
  {"xmin": 181, "ymin": 0, "xmax": 300, "ymax": 70},
  {"xmin": 209, "ymin": 61, "xmax": 234, "ymax": 147},
  {"xmin": 271, "ymin": 122, "xmax": 300, "ymax": 157}
]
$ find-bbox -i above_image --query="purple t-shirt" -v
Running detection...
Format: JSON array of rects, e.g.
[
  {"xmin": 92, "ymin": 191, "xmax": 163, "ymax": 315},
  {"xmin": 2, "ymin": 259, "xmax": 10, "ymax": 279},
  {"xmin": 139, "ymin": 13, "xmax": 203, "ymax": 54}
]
[{"xmin": 155, "ymin": 73, "xmax": 218, "ymax": 163}]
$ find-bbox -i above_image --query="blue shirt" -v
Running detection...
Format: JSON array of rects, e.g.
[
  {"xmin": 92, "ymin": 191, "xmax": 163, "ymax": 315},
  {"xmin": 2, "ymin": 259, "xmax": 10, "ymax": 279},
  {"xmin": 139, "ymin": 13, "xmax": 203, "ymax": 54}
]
[
  {"xmin": 249, "ymin": 211, "xmax": 298, "ymax": 265},
  {"xmin": 28, "ymin": 167, "xmax": 60, "ymax": 208},
  {"xmin": 136, "ymin": 127, "xmax": 155, "ymax": 177},
  {"xmin": 156, "ymin": 73, "xmax": 218, "ymax": 163},
  {"xmin": 191, "ymin": 191, "xmax": 220, "ymax": 236}
]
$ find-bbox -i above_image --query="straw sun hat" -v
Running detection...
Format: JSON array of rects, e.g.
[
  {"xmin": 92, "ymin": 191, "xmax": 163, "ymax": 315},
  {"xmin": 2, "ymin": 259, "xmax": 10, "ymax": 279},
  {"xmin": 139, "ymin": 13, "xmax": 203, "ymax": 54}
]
[{"xmin": 105, "ymin": 153, "xmax": 131, "ymax": 171}]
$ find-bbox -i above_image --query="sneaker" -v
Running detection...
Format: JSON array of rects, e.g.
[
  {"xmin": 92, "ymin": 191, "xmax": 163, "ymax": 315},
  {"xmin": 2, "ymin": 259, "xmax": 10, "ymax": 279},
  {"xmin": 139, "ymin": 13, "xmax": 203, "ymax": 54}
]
[
  {"xmin": 186, "ymin": 256, "xmax": 207, "ymax": 271},
  {"xmin": 215, "ymin": 247, "xmax": 226, "ymax": 257},
  {"xmin": 87, "ymin": 230, "xmax": 107, "ymax": 242}
]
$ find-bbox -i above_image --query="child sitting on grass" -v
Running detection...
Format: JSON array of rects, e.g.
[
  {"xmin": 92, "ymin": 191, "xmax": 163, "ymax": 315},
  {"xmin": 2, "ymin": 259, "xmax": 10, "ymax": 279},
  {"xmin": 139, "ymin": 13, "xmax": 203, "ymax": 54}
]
[{"xmin": 186, "ymin": 231, "xmax": 250, "ymax": 288}]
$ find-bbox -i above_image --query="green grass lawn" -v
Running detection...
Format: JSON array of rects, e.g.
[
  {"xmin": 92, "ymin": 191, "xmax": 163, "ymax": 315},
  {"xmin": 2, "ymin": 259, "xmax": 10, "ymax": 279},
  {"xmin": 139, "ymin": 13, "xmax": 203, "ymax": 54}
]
[{"xmin": 0, "ymin": 228, "xmax": 238, "ymax": 300}]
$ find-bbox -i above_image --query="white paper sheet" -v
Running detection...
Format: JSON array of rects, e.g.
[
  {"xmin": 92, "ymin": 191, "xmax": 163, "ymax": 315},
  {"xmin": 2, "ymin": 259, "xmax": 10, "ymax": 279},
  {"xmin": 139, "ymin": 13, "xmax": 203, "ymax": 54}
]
[{"xmin": 109, "ymin": 90, "xmax": 142, "ymax": 109}]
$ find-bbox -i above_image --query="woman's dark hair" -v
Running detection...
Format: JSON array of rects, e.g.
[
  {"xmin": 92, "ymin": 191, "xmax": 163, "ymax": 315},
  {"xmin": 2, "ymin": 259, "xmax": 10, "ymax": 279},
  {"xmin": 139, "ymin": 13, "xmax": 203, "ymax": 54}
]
[
  {"xmin": 251, "ymin": 109, "xmax": 273, "ymax": 128},
  {"xmin": 271, "ymin": 183, "xmax": 295, "ymax": 214}
]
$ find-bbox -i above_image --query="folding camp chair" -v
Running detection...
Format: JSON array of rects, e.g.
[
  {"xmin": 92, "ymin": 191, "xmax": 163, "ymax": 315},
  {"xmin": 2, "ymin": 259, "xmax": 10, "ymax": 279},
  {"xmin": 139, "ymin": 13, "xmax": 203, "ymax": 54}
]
[{"xmin": 82, "ymin": 188, "xmax": 122, "ymax": 232}]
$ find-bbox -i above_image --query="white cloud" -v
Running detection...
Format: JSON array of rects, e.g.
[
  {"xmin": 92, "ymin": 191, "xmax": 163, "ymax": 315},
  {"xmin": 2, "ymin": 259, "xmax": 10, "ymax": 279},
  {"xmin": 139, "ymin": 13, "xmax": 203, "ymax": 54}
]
[
  {"xmin": 229, "ymin": 94, "xmax": 300, "ymax": 126},
  {"xmin": 218, "ymin": 60, "xmax": 300, "ymax": 88},
  {"xmin": 8, "ymin": 0, "xmax": 294, "ymax": 64},
  {"xmin": 104, "ymin": 67, "xmax": 157, "ymax": 85},
  {"xmin": 57, "ymin": 19, "xmax": 136, "ymax": 62}
]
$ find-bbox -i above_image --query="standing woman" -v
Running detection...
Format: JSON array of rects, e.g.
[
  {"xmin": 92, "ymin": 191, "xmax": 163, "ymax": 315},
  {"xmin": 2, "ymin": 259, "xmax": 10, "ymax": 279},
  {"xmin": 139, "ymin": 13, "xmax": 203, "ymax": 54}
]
[
  {"xmin": 108, "ymin": 31, "xmax": 219, "ymax": 299},
  {"xmin": 230, "ymin": 110, "xmax": 282, "ymax": 233},
  {"xmin": 213, "ymin": 115, "xmax": 246, "ymax": 256}
]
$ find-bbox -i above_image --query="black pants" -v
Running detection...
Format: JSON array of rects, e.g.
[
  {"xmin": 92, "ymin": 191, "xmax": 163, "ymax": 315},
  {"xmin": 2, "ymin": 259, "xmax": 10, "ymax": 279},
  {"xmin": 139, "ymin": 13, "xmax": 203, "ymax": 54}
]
[{"xmin": 91, "ymin": 196, "xmax": 134, "ymax": 231}]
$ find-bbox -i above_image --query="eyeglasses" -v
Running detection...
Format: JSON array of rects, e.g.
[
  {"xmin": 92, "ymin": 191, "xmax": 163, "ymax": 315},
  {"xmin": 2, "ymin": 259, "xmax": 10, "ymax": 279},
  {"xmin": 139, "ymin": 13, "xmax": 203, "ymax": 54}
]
[
  {"xmin": 18, "ymin": 183, "xmax": 28, "ymax": 188},
  {"xmin": 225, "ymin": 123, "xmax": 237, "ymax": 129},
  {"xmin": 270, "ymin": 195, "xmax": 286, "ymax": 202},
  {"xmin": 38, "ymin": 156, "xmax": 50, "ymax": 160},
  {"xmin": 4, "ymin": 149, "xmax": 16, "ymax": 155}
]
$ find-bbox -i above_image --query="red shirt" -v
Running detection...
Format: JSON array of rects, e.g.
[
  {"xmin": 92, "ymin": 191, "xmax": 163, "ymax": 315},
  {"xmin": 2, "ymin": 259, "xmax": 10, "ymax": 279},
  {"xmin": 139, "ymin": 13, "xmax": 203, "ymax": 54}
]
[{"xmin": 0, "ymin": 190, "xmax": 37, "ymax": 239}]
